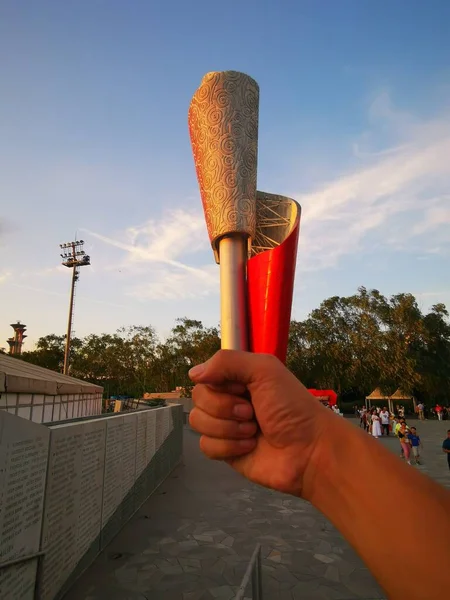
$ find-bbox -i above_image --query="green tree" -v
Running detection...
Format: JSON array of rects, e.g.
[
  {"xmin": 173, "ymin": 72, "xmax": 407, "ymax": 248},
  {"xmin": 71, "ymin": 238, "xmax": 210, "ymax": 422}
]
[
  {"xmin": 16, "ymin": 291, "xmax": 449, "ymax": 407},
  {"xmin": 154, "ymin": 318, "xmax": 220, "ymax": 395},
  {"xmin": 416, "ymin": 303, "xmax": 450, "ymax": 402},
  {"xmin": 287, "ymin": 288, "xmax": 450, "ymax": 406},
  {"xmin": 21, "ymin": 334, "xmax": 82, "ymax": 372}
]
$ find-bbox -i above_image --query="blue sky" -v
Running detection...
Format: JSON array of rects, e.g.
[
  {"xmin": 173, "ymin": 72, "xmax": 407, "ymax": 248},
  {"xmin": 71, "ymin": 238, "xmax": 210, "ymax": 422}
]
[{"xmin": 1, "ymin": 0, "xmax": 449, "ymax": 349}]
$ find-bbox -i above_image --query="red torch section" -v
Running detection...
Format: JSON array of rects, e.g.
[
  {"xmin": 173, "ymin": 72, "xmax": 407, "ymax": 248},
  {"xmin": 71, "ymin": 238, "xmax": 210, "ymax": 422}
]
[{"xmin": 247, "ymin": 222, "xmax": 300, "ymax": 363}]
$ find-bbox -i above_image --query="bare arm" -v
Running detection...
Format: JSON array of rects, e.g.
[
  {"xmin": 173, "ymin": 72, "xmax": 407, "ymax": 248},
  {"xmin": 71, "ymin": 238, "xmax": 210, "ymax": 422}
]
[
  {"xmin": 189, "ymin": 351, "xmax": 450, "ymax": 600},
  {"xmin": 307, "ymin": 413, "xmax": 450, "ymax": 599}
]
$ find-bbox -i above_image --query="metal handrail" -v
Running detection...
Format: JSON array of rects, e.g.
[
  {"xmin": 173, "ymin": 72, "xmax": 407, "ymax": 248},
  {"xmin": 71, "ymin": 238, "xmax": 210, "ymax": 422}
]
[
  {"xmin": 0, "ymin": 551, "xmax": 44, "ymax": 571},
  {"xmin": 234, "ymin": 543, "xmax": 263, "ymax": 600}
]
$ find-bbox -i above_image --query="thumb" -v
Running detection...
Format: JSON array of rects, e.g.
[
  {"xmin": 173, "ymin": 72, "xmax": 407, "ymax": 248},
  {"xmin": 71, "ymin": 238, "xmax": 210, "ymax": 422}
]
[{"xmin": 188, "ymin": 349, "xmax": 282, "ymax": 388}]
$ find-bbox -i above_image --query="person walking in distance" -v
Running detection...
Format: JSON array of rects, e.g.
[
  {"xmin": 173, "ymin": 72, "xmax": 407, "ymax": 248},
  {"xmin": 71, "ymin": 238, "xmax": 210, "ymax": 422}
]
[
  {"xmin": 417, "ymin": 402, "xmax": 425, "ymax": 421},
  {"xmin": 442, "ymin": 430, "xmax": 450, "ymax": 470},
  {"xmin": 380, "ymin": 407, "xmax": 390, "ymax": 436},
  {"xmin": 436, "ymin": 404, "xmax": 443, "ymax": 421},
  {"xmin": 359, "ymin": 407, "xmax": 365, "ymax": 428},
  {"xmin": 372, "ymin": 410, "xmax": 382, "ymax": 439},
  {"xmin": 393, "ymin": 415, "xmax": 402, "ymax": 458},
  {"xmin": 408, "ymin": 427, "xmax": 423, "ymax": 465},
  {"xmin": 366, "ymin": 409, "xmax": 373, "ymax": 435},
  {"xmin": 362, "ymin": 408, "xmax": 369, "ymax": 432},
  {"xmin": 391, "ymin": 413, "xmax": 398, "ymax": 435},
  {"xmin": 398, "ymin": 423, "xmax": 411, "ymax": 465}
]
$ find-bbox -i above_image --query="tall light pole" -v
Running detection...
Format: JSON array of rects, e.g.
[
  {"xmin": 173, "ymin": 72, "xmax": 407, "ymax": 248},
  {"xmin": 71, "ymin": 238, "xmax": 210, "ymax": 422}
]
[{"xmin": 60, "ymin": 240, "xmax": 90, "ymax": 375}]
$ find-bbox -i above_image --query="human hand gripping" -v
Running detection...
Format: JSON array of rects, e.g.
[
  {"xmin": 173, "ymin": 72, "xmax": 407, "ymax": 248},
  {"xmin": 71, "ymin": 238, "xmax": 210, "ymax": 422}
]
[
  {"xmin": 189, "ymin": 350, "xmax": 450, "ymax": 600},
  {"xmin": 188, "ymin": 350, "xmax": 332, "ymax": 499}
]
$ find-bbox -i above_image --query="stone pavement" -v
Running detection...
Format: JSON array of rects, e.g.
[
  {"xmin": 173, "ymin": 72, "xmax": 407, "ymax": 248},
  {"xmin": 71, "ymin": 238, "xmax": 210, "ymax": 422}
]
[{"xmin": 64, "ymin": 419, "xmax": 449, "ymax": 600}]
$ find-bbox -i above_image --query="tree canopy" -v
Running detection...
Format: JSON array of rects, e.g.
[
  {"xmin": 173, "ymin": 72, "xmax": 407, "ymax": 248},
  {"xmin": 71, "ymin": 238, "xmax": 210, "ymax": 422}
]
[{"xmin": 18, "ymin": 289, "xmax": 450, "ymax": 403}]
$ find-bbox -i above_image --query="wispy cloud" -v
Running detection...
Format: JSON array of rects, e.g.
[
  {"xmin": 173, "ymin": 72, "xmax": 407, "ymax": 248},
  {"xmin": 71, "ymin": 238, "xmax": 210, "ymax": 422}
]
[
  {"xmin": 83, "ymin": 209, "xmax": 219, "ymax": 300},
  {"xmin": 415, "ymin": 290, "xmax": 450, "ymax": 298},
  {"xmin": 0, "ymin": 271, "xmax": 11, "ymax": 284},
  {"xmin": 82, "ymin": 92, "xmax": 450, "ymax": 300},
  {"xmin": 297, "ymin": 94, "xmax": 450, "ymax": 271},
  {"xmin": 128, "ymin": 264, "xmax": 218, "ymax": 301}
]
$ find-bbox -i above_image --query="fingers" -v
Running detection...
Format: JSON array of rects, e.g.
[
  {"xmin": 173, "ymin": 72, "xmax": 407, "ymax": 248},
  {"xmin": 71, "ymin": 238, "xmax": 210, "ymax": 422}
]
[
  {"xmin": 199, "ymin": 435, "xmax": 257, "ymax": 460},
  {"xmin": 190, "ymin": 406, "xmax": 257, "ymax": 439},
  {"xmin": 192, "ymin": 384, "xmax": 254, "ymax": 421},
  {"xmin": 189, "ymin": 350, "xmax": 282, "ymax": 388},
  {"xmin": 205, "ymin": 381, "xmax": 248, "ymax": 397},
  {"xmin": 190, "ymin": 383, "xmax": 258, "ymax": 460}
]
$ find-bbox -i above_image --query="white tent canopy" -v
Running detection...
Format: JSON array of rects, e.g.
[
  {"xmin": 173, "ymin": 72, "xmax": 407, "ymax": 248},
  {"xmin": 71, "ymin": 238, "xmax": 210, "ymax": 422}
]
[{"xmin": 365, "ymin": 387, "xmax": 415, "ymax": 413}]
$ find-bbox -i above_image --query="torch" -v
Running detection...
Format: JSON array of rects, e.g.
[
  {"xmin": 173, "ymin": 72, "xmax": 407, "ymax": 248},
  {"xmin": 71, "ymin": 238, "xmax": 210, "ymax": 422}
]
[
  {"xmin": 189, "ymin": 71, "xmax": 257, "ymax": 351},
  {"xmin": 189, "ymin": 71, "xmax": 300, "ymax": 361}
]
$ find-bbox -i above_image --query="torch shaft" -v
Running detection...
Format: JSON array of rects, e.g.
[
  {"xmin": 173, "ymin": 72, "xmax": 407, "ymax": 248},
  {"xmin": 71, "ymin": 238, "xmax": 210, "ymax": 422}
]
[{"xmin": 219, "ymin": 235, "xmax": 248, "ymax": 351}]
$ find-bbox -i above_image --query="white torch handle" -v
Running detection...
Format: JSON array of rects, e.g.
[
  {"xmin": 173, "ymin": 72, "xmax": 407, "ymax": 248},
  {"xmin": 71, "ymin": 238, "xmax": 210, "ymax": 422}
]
[{"xmin": 219, "ymin": 235, "xmax": 248, "ymax": 351}]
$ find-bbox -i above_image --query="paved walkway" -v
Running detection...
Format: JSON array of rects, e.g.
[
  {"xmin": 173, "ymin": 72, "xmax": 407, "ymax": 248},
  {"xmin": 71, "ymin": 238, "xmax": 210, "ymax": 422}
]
[{"xmin": 64, "ymin": 420, "xmax": 450, "ymax": 600}]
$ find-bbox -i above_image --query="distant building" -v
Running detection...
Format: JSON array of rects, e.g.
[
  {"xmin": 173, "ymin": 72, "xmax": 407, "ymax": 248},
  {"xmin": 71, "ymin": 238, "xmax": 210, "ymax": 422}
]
[
  {"xmin": 7, "ymin": 321, "xmax": 27, "ymax": 355},
  {"xmin": 143, "ymin": 389, "xmax": 185, "ymax": 401},
  {"xmin": 0, "ymin": 353, "xmax": 103, "ymax": 423}
]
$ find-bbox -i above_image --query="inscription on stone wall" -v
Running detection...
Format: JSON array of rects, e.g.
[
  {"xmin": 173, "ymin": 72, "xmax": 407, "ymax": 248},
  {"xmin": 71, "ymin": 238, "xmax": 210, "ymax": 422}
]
[
  {"xmin": 146, "ymin": 410, "xmax": 156, "ymax": 463},
  {"xmin": 0, "ymin": 416, "xmax": 49, "ymax": 560},
  {"xmin": 74, "ymin": 421, "xmax": 106, "ymax": 563},
  {"xmin": 135, "ymin": 412, "xmax": 147, "ymax": 478},
  {"xmin": 0, "ymin": 412, "xmax": 49, "ymax": 600},
  {"xmin": 101, "ymin": 417, "xmax": 123, "ymax": 526},
  {"xmin": 0, "ymin": 407, "xmax": 180, "ymax": 600},
  {"xmin": 40, "ymin": 425, "xmax": 83, "ymax": 600},
  {"xmin": 155, "ymin": 409, "xmax": 163, "ymax": 451},
  {"xmin": 162, "ymin": 408, "xmax": 170, "ymax": 442},
  {"xmin": 0, "ymin": 561, "xmax": 38, "ymax": 600},
  {"xmin": 121, "ymin": 416, "xmax": 137, "ymax": 518}
]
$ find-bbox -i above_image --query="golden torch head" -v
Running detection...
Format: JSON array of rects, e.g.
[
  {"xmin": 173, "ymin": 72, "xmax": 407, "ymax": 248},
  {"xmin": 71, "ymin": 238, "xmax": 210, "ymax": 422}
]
[{"xmin": 188, "ymin": 71, "xmax": 259, "ymax": 263}]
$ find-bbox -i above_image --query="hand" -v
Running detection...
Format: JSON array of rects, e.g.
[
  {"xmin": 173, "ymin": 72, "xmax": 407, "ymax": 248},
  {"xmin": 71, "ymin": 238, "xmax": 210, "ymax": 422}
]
[{"xmin": 188, "ymin": 350, "xmax": 333, "ymax": 498}]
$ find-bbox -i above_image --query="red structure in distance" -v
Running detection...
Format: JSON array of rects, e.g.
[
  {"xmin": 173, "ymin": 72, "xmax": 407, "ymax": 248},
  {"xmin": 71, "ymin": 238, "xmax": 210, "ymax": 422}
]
[{"xmin": 308, "ymin": 389, "xmax": 338, "ymax": 406}]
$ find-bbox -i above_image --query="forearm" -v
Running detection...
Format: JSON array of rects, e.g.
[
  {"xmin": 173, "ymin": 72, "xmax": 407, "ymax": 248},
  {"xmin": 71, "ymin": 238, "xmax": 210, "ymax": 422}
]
[{"xmin": 306, "ymin": 413, "xmax": 450, "ymax": 599}]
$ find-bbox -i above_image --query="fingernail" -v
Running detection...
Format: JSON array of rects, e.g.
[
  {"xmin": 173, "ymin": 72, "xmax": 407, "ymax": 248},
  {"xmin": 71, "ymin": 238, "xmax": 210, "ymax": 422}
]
[
  {"xmin": 233, "ymin": 404, "xmax": 253, "ymax": 419},
  {"xmin": 189, "ymin": 363, "xmax": 205, "ymax": 378}
]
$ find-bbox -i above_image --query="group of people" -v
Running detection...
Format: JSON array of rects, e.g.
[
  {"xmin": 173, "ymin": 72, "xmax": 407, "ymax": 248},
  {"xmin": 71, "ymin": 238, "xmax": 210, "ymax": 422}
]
[
  {"xmin": 188, "ymin": 350, "xmax": 450, "ymax": 597},
  {"xmin": 416, "ymin": 402, "xmax": 449, "ymax": 421},
  {"xmin": 395, "ymin": 421, "xmax": 423, "ymax": 465},
  {"xmin": 358, "ymin": 406, "xmax": 423, "ymax": 465},
  {"xmin": 359, "ymin": 406, "xmax": 450, "ymax": 471},
  {"xmin": 327, "ymin": 403, "xmax": 344, "ymax": 416},
  {"xmin": 359, "ymin": 406, "xmax": 392, "ymax": 437}
]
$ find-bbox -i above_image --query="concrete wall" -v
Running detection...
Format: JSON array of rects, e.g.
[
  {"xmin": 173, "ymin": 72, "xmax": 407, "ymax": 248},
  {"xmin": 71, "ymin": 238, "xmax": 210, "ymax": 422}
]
[
  {"xmin": 0, "ymin": 392, "xmax": 103, "ymax": 423},
  {"xmin": 0, "ymin": 404, "xmax": 183, "ymax": 600},
  {"xmin": 0, "ymin": 413, "xmax": 49, "ymax": 599},
  {"xmin": 167, "ymin": 397, "xmax": 193, "ymax": 425}
]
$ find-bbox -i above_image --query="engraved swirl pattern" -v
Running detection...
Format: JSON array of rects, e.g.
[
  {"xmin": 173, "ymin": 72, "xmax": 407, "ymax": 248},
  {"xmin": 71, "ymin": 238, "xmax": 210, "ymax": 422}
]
[{"xmin": 188, "ymin": 71, "xmax": 259, "ymax": 256}]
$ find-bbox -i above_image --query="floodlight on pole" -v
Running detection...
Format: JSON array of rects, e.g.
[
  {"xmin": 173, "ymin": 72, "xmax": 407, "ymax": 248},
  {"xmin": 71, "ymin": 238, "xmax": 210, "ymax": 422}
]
[{"xmin": 60, "ymin": 240, "xmax": 91, "ymax": 374}]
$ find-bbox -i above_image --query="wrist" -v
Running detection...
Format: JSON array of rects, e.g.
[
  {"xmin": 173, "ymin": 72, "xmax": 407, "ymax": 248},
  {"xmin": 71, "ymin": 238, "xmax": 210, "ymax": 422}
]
[{"xmin": 301, "ymin": 407, "xmax": 345, "ymax": 502}]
